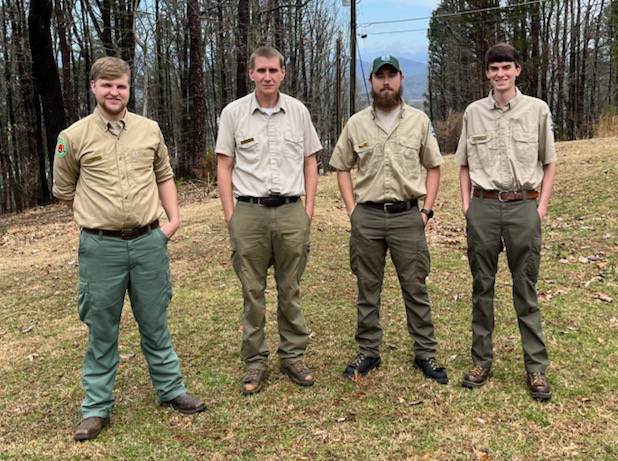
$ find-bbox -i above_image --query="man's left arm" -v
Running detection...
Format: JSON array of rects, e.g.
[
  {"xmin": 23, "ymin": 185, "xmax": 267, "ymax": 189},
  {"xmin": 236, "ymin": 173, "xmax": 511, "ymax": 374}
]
[
  {"xmin": 537, "ymin": 162, "xmax": 556, "ymax": 220},
  {"xmin": 304, "ymin": 154, "xmax": 318, "ymax": 221},
  {"xmin": 423, "ymin": 166, "xmax": 440, "ymax": 225},
  {"xmin": 157, "ymin": 178, "xmax": 180, "ymax": 238}
]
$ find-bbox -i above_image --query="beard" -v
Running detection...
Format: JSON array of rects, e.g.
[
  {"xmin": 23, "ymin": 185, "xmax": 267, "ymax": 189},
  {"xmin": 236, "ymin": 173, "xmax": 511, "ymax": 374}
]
[{"xmin": 372, "ymin": 85, "xmax": 403, "ymax": 111}]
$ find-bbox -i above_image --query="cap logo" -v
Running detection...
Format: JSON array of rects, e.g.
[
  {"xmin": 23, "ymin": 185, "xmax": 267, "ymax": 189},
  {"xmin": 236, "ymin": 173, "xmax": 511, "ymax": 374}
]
[{"xmin": 382, "ymin": 56, "xmax": 391, "ymax": 62}]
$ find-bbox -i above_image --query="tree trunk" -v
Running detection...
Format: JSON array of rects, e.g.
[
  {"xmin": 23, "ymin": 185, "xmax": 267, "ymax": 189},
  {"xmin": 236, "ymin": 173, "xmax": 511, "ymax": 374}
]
[{"xmin": 28, "ymin": 0, "xmax": 66, "ymax": 205}]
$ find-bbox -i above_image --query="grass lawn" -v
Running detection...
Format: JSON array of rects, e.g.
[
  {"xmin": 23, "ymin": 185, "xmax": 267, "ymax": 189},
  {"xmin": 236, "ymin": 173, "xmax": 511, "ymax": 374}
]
[{"xmin": 1, "ymin": 137, "xmax": 617, "ymax": 460}]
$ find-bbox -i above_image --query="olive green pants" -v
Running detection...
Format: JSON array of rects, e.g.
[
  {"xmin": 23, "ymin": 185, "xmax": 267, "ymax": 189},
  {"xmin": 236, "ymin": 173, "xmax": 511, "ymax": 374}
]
[
  {"xmin": 466, "ymin": 196, "xmax": 549, "ymax": 372},
  {"xmin": 349, "ymin": 204, "xmax": 438, "ymax": 359},
  {"xmin": 77, "ymin": 228, "xmax": 186, "ymax": 419},
  {"xmin": 229, "ymin": 200, "xmax": 311, "ymax": 370}
]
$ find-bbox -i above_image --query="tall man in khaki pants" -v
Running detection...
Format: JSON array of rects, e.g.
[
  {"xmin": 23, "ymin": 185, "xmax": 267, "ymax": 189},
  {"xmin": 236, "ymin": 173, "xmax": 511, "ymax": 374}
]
[
  {"xmin": 216, "ymin": 46, "xmax": 321, "ymax": 395},
  {"xmin": 53, "ymin": 57, "xmax": 205, "ymax": 442},
  {"xmin": 456, "ymin": 43, "xmax": 557, "ymax": 400}
]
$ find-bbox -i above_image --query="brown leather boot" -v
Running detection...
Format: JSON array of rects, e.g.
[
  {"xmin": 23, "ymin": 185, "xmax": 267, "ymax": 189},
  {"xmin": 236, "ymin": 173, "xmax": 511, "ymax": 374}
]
[
  {"xmin": 241, "ymin": 368, "xmax": 269, "ymax": 395},
  {"xmin": 527, "ymin": 372, "xmax": 552, "ymax": 400},
  {"xmin": 74, "ymin": 416, "xmax": 110, "ymax": 442},
  {"xmin": 280, "ymin": 360, "xmax": 315, "ymax": 387},
  {"xmin": 462, "ymin": 365, "xmax": 493, "ymax": 389},
  {"xmin": 160, "ymin": 393, "xmax": 207, "ymax": 414}
]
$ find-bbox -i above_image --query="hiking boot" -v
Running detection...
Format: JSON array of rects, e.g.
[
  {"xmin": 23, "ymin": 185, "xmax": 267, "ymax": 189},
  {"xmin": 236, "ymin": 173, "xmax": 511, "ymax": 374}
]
[
  {"xmin": 160, "ymin": 393, "xmax": 206, "ymax": 414},
  {"xmin": 462, "ymin": 365, "xmax": 493, "ymax": 389},
  {"xmin": 527, "ymin": 372, "xmax": 552, "ymax": 401},
  {"xmin": 74, "ymin": 416, "xmax": 110, "ymax": 442},
  {"xmin": 413, "ymin": 357, "xmax": 448, "ymax": 384},
  {"xmin": 280, "ymin": 360, "xmax": 315, "ymax": 387},
  {"xmin": 241, "ymin": 368, "xmax": 269, "ymax": 395},
  {"xmin": 342, "ymin": 352, "xmax": 381, "ymax": 379}
]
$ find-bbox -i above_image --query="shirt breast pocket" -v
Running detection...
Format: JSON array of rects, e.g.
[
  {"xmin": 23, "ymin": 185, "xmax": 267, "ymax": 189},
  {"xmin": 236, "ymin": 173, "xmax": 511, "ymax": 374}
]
[
  {"xmin": 129, "ymin": 149, "xmax": 155, "ymax": 170},
  {"xmin": 398, "ymin": 137, "xmax": 421, "ymax": 172},
  {"xmin": 512, "ymin": 129, "xmax": 539, "ymax": 172},
  {"xmin": 236, "ymin": 135, "xmax": 260, "ymax": 164},
  {"xmin": 284, "ymin": 131, "xmax": 304, "ymax": 160},
  {"xmin": 354, "ymin": 141, "xmax": 375, "ymax": 169},
  {"xmin": 468, "ymin": 133, "xmax": 495, "ymax": 167}
]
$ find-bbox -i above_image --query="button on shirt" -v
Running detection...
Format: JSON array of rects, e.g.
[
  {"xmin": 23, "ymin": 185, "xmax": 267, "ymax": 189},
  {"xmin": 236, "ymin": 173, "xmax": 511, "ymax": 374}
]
[
  {"xmin": 329, "ymin": 103, "xmax": 443, "ymax": 203},
  {"xmin": 52, "ymin": 107, "xmax": 174, "ymax": 230},
  {"xmin": 215, "ymin": 92, "xmax": 322, "ymax": 197},
  {"xmin": 454, "ymin": 88, "xmax": 557, "ymax": 191}
]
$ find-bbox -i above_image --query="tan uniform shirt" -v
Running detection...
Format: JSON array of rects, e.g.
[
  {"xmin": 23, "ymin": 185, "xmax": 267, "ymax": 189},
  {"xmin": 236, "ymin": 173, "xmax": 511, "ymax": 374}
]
[
  {"xmin": 455, "ymin": 88, "xmax": 557, "ymax": 191},
  {"xmin": 329, "ymin": 103, "xmax": 443, "ymax": 203},
  {"xmin": 52, "ymin": 107, "xmax": 174, "ymax": 230},
  {"xmin": 215, "ymin": 92, "xmax": 322, "ymax": 197}
]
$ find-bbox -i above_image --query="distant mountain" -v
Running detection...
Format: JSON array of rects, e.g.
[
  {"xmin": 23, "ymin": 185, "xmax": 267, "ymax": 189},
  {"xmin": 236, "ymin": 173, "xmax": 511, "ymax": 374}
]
[{"xmin": 356, "ymin": 57, "xmax": 428, "ymax": 104}]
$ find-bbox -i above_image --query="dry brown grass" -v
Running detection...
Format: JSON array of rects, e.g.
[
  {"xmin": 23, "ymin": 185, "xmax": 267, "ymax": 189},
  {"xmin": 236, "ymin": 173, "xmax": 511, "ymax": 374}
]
[{"xmin": 1, "ymin": 137, "xmax": 617, "ymax": 460}]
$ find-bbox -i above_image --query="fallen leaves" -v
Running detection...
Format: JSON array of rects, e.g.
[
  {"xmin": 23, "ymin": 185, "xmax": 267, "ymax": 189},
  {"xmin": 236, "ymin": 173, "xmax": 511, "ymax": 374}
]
[
  {"xmin": 591, "ymin": 291, "xmax": 612, "ymax": 303},
  {"xmin": 473, "ymin": 448, "xmax": 496, "ymax": 461}
]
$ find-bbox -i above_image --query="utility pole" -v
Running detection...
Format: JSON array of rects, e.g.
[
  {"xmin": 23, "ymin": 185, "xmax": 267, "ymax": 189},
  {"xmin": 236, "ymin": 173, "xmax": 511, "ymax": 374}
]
[
  {"xmin": 336, "ymin": 35, "xmax": 342, "ymax": 139},
  {"xmin": 350, "ymin": 0, "xmax": 356, "ymax": 115}
]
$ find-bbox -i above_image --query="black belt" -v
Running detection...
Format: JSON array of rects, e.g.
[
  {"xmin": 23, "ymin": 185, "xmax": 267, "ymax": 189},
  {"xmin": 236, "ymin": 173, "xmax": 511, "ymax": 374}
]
[
  {"xmin": 82, "ymin": 220, "xmax": 160, "ymax": 240},
  {"xmin": 361, "ymin": 199, "xmax": 418, "ymax": 213},
  {"xmin": 237, "ymin": 196, "xmax": 300, "ymax": 207}
]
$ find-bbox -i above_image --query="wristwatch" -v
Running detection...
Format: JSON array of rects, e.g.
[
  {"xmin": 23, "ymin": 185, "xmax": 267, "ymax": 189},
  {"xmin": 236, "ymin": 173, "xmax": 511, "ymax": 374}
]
[{"xmin": 420, "ymin": 208, "xmax": 434, "ymax": 220}]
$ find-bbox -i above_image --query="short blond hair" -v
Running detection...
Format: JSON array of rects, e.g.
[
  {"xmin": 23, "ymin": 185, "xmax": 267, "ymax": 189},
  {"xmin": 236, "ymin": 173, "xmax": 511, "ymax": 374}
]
[
  {"xmin": 249, "ymin": 46, "xmax": 284, "ymax": 70},
  {"xmin": 90, "ymin": 56, "xmax": 131, "ymax": 82}
]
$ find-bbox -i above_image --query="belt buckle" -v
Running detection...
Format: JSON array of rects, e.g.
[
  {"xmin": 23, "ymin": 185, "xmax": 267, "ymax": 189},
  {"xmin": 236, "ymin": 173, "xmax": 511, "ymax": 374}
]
[
  {"xmin": 498, "ymin": 191, "xmax": 507, "ymax": 202},
  {"xmin": 121, "ymin": 229, "xmax": 136, "ymax": 239},
  {"xmin": 384, "ymin": 202, "xmax": 394, "ymax": 212}
]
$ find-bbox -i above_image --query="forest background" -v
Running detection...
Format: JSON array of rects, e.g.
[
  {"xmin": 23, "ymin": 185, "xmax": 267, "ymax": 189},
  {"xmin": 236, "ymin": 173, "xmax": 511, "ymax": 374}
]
[{"xmin": 1, "ymin": 0, "xmax": 617, "ymax": 214}]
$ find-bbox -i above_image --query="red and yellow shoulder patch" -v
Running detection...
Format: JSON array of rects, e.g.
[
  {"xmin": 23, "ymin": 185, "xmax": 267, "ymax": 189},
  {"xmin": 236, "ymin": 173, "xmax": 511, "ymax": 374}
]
[{"xmin": 55, "ymin": 137, "xmax": 68, "ymax": 158}]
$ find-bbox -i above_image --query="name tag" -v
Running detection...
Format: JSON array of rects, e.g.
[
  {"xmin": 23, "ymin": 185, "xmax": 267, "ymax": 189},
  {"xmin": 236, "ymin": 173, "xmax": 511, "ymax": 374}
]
[
  {"xmin": 471, "ymin": 135, "xmax": 487, "ymax": 142},
  {"xmin": 358, "ymin": 141, "xmax": 369, "ymax": 148},
  {"xmin": 240, "ymin": 138, "xmax": 255, "ymax": 145},
  {"xmin": 84, "ymin": 155, "xmax": 102, "ymax": 164}
]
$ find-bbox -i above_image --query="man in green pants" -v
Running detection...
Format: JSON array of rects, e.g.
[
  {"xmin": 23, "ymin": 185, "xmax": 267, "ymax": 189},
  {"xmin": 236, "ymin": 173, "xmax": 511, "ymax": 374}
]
[
  {"xmin": 53, "ymin": 57, "xmax": 205, "ymax": 441},
  {"xmin": 455, "ymin": 43, "xmax": 557, "ymax": 400},
  {"xmin": 330, "ymin": 55, "xmax": 448, "ymax": 384},
  {"xmin": 216, "ymin": 46, "xmax": 321, "ymax": 395}
]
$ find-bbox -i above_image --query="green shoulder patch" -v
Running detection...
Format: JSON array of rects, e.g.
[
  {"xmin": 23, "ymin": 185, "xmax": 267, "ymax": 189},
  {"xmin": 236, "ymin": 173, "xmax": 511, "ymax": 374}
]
[{"xmin": 55, "ymin": 137, "xmax": 68, "ymax": 158}]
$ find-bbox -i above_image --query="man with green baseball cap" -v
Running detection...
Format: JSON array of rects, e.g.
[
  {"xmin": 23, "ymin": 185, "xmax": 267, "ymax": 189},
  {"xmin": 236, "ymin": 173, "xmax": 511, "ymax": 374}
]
[{"xmin": 330, "ymin": 55, "xmax": 448, "ymax": 384}]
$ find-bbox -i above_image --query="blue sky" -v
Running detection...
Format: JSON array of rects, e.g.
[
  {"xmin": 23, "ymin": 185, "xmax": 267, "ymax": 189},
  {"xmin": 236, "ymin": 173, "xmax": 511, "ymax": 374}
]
[{"xmin": 347, "ymin": 0, "xmax": 441, "ymax": 63}]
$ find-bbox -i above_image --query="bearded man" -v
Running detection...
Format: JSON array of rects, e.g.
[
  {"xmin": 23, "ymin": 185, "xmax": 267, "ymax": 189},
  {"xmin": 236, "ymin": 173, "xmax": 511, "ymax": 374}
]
[{"xmin": 329, "ymin": 56, "xmax": 448, "ymax": 383}]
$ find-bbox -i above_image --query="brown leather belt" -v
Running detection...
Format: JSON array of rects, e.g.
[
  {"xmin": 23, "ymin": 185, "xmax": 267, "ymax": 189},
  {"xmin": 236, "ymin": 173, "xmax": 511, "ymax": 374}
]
[
  {"xmin": 82, "ymin": 220, "xmax": 160, "ymax": 240},
  {"xmin": 473, "ymin": 189, "xmax": 539, "ymax": 201}
]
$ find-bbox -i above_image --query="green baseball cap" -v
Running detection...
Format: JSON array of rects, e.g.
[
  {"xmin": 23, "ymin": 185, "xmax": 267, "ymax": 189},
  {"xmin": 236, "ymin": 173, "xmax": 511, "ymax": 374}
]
[{"xmin": 370, "ymin": 55, "xmax": 402, "ymax": 75}]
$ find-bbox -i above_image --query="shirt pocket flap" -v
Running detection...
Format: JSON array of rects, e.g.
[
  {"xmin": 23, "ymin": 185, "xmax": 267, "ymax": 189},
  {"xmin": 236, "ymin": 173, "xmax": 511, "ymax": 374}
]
[
  {"xmin": 355, "ymin": 141, "xmax": 374, "ymax": 154},
  {"xmin": 399, "ymin": 137, "xmax": 421, "ymax": 149},
  {"xmin": 513, "ymin": 129, "xmax": 538, "ymax": 143},
  {"xmin": 469, "ymin": 133, "xmax": 492, "ymax": 145},
  {"xmin": 236, "ymin": 135, "xmax": 259, "ymax": 149},
  {"xmin": 284, "ymin": 131, "xmax": 304, "ymax": 144}
]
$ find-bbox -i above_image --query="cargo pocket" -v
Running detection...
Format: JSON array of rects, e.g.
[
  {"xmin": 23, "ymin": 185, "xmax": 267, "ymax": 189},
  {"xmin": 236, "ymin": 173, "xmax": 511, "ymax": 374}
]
[{"xmin": 77, "ymin": 281, "xmax": 90, "ymax": 322}]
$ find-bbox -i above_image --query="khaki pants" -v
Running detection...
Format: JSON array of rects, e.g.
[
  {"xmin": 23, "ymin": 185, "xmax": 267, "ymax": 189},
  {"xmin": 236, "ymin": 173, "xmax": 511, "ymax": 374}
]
[
  {"xmin": 466, "ymin": 195, "xmax": 548, "ymax": 372},
  {"xmin": 229, "ymin": 200, "xmax": 311, "ymax": 369},
  {"xmin": 349, "ymin": 204, "xmax": 438, "ymax": 359},
  {"xmin": 77, "ymin": 228, "xmax": 186, "ymax": 419}
]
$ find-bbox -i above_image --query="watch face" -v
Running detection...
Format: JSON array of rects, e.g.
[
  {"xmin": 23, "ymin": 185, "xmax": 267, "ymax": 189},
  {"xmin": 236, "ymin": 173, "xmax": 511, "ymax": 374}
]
[{"xmin": 422, "ymin": 209, "xmax": 433, "ymax": 219}]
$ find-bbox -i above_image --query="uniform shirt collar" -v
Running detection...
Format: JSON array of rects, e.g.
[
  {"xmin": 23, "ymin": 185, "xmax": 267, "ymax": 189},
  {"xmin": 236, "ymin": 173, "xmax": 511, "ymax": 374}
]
[
  {"xmin": 250, "ymin": 91, "xmax": 286, "ymax": 115},
  {"xmin": 485, "ymin": 87, "xmax": 522, "ymax": 110},
  {"xmin": 370, "ymin": 99, "xmax": 406, "ymax": 119},
  {"xmin": 93, "ymin": 106, "xmax": 127, "ymax": 133}
]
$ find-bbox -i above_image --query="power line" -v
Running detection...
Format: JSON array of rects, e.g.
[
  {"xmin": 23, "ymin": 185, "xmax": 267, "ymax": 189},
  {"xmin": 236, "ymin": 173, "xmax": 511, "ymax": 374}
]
[{"xmin": 358, "ymin": 0, "xmax": 549, "ymax": 28}]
